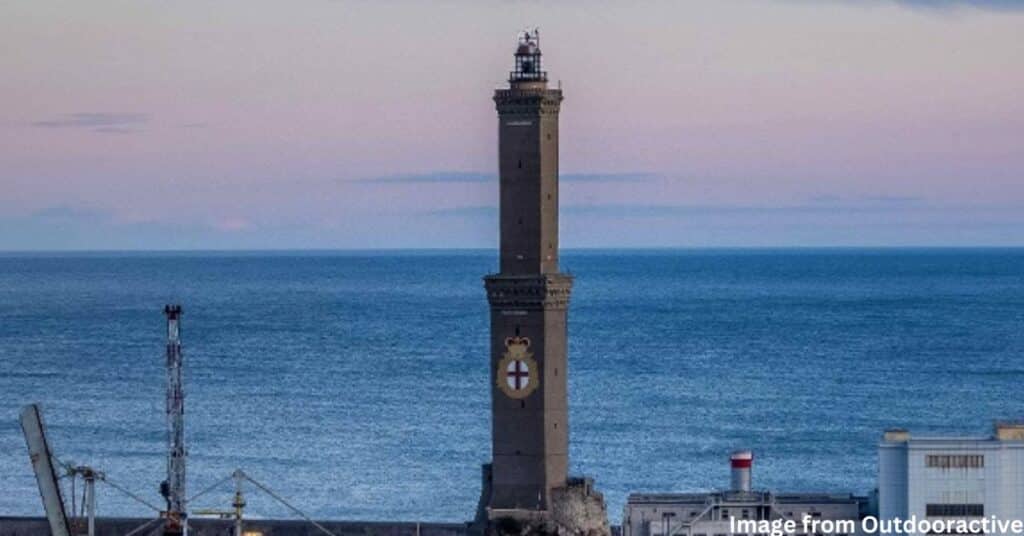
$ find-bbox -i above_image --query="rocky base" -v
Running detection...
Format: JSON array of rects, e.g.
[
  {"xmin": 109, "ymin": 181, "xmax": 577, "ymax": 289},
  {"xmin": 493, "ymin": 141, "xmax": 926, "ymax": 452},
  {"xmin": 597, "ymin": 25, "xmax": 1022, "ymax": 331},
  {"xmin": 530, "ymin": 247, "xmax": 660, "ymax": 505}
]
[
  {"xmin": 548, "ymin": 477, "xmax": 610, "ymax": 536},
  {"xmin": 476, "ymin": 472, "xmax": 610, "ymax": 536}
]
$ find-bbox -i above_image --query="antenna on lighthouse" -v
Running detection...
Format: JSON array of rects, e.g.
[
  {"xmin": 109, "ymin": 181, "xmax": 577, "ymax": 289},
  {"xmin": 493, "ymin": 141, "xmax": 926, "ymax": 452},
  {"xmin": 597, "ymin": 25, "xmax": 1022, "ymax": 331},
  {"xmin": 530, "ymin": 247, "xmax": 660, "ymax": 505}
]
[{"xmin": 161, "ymin": 304, "xmax": 187, "ymax": 536}]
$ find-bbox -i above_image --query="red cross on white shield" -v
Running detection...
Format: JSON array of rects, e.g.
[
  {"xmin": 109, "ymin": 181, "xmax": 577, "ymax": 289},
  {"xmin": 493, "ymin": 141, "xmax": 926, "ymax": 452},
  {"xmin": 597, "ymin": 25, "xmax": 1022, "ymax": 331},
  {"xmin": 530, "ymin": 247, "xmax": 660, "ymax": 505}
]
[{"xmin": 505, "ymin": 359, "xmax": 530, "ymax": 391}]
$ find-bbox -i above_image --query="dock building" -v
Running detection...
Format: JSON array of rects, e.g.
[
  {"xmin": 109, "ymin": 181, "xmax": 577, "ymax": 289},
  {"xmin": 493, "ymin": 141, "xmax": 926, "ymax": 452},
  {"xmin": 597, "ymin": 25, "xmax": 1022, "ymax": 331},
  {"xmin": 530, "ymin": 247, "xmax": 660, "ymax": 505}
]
[
  {"xmin": 623, "ymin": 452, "xmax": 867, "ymax": 536},
  {"xmin": 878, "ymin": 423, "xmax": 1024, "ymax": 527}
]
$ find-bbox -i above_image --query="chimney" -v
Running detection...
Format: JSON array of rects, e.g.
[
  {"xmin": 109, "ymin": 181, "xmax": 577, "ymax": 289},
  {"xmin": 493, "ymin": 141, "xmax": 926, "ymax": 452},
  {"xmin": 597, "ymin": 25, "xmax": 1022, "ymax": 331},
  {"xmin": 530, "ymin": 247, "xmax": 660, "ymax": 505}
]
[
  {"xmin": 883, "ymin": 428, "xmax": 910, "ymax": 443},
  {"xmin": 730, "ymin": 450, "xmax": 753, "ymax": 492}
]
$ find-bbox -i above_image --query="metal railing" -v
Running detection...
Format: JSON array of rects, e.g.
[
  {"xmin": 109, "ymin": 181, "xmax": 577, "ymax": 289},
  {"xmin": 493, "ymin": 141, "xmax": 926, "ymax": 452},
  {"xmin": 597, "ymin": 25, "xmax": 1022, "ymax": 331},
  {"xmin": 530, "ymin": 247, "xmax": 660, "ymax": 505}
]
[{"xmin": 509, "ymin": 70, "xmax": 548, "ymax": 82}]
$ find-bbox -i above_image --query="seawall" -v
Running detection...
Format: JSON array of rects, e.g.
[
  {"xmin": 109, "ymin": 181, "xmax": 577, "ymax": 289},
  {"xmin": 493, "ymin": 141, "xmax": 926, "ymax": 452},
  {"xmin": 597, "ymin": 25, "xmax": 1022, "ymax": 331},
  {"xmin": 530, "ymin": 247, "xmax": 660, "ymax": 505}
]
[{"xmin": 0, "ymin": 517, "xmax": 469, "ymax": 536}]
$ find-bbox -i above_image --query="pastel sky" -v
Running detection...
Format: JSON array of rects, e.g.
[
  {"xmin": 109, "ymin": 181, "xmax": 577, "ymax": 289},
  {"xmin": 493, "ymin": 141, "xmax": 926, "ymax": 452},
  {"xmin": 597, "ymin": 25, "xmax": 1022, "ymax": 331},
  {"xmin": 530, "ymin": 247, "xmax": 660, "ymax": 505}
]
[{"xmin": 1, "ymin": 0, "xmax": 1022, "ymax": 249}]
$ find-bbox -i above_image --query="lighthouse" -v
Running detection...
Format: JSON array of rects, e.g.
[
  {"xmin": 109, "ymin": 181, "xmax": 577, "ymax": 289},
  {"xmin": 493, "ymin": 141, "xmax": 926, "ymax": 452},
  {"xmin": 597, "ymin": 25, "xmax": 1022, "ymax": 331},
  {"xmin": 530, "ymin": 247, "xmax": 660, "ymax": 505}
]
[
  {"xmin": 483, "ymin": 26, "xmax": 572, "ymax": 511},
  {"xmin": 476, "ymin": 30, "xmax": 608, "ymax": 536}
]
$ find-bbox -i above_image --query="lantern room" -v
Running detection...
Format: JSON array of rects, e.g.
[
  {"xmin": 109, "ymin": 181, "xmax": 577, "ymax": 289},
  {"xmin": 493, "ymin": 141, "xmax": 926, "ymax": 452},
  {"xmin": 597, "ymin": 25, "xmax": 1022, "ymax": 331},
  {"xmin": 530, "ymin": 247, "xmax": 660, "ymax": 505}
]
[{"xmin": 510, "ymin": 28, "xmax": 546, "ymax": 83}]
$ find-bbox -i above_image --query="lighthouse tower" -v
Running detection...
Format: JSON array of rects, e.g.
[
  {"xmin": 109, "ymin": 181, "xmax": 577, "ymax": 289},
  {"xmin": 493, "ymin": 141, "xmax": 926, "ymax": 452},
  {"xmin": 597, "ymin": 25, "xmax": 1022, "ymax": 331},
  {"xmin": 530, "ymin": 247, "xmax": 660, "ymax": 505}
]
[
  {"xmin": 476, "ymin": 29, "xmax": 608, "ymax": 536},
  {"xmin": 484, "ymin": 27, "xmax": 572, "ymax": 513}
]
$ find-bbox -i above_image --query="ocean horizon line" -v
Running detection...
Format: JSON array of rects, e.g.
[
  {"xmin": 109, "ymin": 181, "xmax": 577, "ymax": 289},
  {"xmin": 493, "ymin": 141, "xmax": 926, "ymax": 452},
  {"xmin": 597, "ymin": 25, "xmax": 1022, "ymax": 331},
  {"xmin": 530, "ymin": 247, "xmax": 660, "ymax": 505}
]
[{"xmin": 1, "ymin": 245, "xmax": 1024, "ymax": 257}]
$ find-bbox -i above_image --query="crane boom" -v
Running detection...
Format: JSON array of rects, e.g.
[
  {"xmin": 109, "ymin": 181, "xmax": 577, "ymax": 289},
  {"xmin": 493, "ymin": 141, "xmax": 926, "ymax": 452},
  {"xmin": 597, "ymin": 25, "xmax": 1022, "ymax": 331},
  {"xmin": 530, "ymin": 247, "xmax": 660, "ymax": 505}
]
[{"xmin": 20, "ymin": 403, "xmax": 72, "ymax": 536}]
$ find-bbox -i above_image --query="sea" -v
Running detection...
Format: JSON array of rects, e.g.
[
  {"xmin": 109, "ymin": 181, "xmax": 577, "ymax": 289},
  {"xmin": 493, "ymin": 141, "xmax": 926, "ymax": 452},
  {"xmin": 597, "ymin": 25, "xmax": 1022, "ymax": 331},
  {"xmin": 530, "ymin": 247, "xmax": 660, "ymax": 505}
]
[{"xmin": 1, "ymin": 249, "xmax": 1023, "ymax": 523}]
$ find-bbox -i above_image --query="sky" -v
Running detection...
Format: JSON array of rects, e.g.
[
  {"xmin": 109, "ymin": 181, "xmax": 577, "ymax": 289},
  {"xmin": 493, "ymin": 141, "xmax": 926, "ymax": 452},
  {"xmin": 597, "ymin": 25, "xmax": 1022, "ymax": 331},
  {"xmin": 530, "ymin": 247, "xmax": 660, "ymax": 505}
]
[{"xmin": 1, "ymin": 0, "xmax": 1022, "ymax": 249}]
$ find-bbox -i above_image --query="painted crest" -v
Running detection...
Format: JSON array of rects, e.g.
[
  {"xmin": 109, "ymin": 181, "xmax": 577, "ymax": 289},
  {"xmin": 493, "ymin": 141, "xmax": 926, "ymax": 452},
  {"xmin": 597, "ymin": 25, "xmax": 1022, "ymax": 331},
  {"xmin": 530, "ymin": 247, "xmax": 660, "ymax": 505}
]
[{"xmin": 497, "ymin": 336, "xmax": 539, "ymax": 399}]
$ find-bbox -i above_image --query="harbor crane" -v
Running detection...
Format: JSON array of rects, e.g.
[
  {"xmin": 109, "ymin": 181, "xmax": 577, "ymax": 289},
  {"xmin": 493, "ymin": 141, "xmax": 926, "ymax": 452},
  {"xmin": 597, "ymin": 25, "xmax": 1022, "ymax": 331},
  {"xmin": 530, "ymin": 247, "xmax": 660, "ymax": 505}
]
[
  {"xmin": 20, "ymin": 404, "xmax": 112, "ymax": 536},
  {"xmin": 20, "ymin": 305, "xmax": 336, "ymax": 536},
  {"xmin": 21, "ymin": 306, "xmax": 188, "ymax": 536},
  {"xmin": 191, "ymin": 469, "xmax": 247, "ymax": 536},
  {"xmin": 20, "ymin": 403, "xmax": 72, "ymax": 536}
]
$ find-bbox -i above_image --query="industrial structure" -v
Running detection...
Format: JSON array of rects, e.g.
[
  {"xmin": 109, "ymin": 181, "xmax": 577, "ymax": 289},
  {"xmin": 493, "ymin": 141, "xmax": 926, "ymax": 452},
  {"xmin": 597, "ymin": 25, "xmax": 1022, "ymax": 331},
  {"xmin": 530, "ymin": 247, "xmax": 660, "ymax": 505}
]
[
  {"xmin": 20, "ymin": 403, "xmax": 73, "ymax": 536},
  {"xmin": 190, "ymin": 469, "xmax": 247, "ymax": 536},
  {"xmin": 622, "ymin": 452, "xmax": 867, "ymax": 536},
  {"xmin": 162, "ymin": 304, "xmax": 187, "ymax": 536},
  {"xmin": 20, "ymin": 404, "xmax": 113, "ymax": 536},
  {"xmin": 878, "ymin": 422, "xmax": 1024, "ymax": 528},
  {"xmin": 14, "ymin": 305, "xmax": 360, "ymax": 536},
  {"xmin": 18, "ymin": 309, "xmax": 195, "ymax": 536},
  {"xmin": 476, "ymin": 29, "xmax": 607, "ymax": 534}
]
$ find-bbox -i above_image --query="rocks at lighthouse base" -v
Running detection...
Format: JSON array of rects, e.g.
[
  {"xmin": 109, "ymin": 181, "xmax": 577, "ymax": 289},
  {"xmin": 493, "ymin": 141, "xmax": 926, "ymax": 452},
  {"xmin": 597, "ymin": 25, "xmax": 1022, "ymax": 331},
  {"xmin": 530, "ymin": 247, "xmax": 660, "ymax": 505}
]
[
  {"xmin": 476, "ymin": 474, "xmax": 610, "ymax": 536},
  {"xmin": 548, "ymin": 477, "xmax": 611, "ymax": 536}
]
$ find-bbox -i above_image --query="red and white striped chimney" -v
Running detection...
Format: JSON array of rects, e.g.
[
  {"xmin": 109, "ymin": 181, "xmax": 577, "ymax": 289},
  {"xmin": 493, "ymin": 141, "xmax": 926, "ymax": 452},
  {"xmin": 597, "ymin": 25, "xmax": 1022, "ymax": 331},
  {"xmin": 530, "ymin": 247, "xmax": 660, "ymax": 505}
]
[{"xmin": 730, "ymin": 450, "xmax": 753, "ymax": 492}]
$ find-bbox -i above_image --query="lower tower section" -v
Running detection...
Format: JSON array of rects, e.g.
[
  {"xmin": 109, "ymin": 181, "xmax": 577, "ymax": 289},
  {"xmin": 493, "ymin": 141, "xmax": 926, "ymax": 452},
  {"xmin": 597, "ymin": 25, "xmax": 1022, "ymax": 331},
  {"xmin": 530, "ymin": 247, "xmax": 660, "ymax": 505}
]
[{"xmin": 485, "ymin": 274, "xmax": 572, "ymax": 511}]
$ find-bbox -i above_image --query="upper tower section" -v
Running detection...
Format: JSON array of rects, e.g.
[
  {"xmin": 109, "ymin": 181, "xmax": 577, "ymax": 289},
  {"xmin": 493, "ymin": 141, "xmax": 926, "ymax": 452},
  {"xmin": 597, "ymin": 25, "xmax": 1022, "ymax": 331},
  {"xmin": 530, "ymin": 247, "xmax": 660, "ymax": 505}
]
[{"xmin": 493, "ymin": 29, "xmax": 564, "ymax": 275}]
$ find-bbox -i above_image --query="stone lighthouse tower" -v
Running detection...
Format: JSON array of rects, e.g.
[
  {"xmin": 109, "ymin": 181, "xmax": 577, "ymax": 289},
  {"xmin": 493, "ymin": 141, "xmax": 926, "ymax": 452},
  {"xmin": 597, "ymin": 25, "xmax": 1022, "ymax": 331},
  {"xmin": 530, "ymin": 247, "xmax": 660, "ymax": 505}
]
[
  {"xmin": 478, "ymin": 31, "xmax": 607, "ymax": 535},
  {"xmin": 485, "ymin": 27, "xmax": 571, "ymax": 513}
]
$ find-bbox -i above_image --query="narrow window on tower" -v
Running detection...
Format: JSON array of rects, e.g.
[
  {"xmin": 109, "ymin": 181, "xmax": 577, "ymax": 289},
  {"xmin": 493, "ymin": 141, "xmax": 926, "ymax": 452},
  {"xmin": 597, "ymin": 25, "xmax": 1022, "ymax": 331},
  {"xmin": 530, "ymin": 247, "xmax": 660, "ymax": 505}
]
[{"xmin": 518, "ymin": 159, "xmax": 522, "ymax": 169}]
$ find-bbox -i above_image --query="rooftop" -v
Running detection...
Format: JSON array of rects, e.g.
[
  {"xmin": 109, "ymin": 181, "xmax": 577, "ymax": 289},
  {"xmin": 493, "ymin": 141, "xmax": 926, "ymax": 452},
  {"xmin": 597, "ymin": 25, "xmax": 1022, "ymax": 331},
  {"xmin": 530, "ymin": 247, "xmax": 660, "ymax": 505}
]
[
  {"xmin": 881, "ymin": 421, "xmax": 1024, "ymax": 444},
  {"xmin": 627, "ymin": 491, "xmax": 862, "ymax": 506}
]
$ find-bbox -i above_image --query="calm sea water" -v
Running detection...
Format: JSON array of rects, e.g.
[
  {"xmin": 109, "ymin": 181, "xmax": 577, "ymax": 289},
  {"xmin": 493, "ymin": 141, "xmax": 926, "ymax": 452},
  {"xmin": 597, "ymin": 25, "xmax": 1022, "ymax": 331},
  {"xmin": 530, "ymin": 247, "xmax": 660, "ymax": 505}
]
[{"xmin": 1, "ymin": 249, "xmax": 1023, "ymax": 523}]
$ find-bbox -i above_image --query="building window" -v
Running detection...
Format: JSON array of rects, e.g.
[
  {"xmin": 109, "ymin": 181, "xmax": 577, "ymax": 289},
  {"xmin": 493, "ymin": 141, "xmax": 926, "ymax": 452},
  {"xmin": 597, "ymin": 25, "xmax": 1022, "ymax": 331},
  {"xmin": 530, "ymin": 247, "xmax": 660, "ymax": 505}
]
[
  {"xmin": 926, "ymin": 455, "xmax": 984, "ymax": 469},
  {"xmin": 925, "ymin": 504, "xmax": 984, "ymax": 517}
]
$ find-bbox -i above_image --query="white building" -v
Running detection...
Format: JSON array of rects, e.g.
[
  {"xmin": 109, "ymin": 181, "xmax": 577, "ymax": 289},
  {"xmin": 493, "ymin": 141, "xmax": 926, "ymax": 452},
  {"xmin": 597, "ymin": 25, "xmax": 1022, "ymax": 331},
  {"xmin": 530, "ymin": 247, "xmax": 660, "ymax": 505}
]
[
  {"xmin": 878, "ymin": 423, "xmax": 1024, "ymax": 524},
  {"xmin": 623, "ymin": 451, "xmax": 867, "ymax": 536}
]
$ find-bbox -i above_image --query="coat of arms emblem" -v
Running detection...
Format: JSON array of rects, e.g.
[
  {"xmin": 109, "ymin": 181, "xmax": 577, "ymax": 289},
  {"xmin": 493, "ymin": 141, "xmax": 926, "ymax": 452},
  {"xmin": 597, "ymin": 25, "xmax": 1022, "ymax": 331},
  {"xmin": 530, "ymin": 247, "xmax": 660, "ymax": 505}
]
[{"xmin": 497, "ymin": 336, "xmax": 539, "ymax": 399}]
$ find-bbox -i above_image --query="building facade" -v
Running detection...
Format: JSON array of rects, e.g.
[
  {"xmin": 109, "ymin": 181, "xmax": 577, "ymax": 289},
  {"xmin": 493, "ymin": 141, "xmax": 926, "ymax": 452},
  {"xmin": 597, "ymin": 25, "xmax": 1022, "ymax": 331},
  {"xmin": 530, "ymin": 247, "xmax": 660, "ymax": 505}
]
[
  {"xmin": 623, "ymin": 452, "xmax": 867, "ymax": 536},
  {"xmin": 878, "ymin": 423, "xmax": 1024, "ymax": 525}
]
